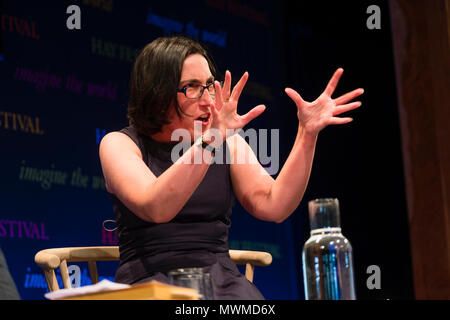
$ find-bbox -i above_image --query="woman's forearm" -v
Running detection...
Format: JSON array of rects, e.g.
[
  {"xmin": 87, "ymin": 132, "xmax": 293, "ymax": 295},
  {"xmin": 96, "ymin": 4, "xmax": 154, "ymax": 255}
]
[
  {"xmin": 141, "ymin": 144, "xmax": 213, "ymax": 223},
  {"xmin": 260, "ymin": 126, "xmax": 318, "ymax": 222}
]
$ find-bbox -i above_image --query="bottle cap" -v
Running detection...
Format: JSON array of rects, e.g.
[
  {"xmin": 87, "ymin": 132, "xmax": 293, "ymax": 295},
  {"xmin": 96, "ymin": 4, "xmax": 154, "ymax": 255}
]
[{"xmin": 308, "ymin": 198, "xmax": 341, "ymax": 230}]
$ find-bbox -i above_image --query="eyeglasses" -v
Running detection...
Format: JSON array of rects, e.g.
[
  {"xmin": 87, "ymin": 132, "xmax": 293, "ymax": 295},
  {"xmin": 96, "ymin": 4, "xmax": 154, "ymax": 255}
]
[{"xmin": 177, "ymin": 83, "xmax": 216, "ymax": 99}]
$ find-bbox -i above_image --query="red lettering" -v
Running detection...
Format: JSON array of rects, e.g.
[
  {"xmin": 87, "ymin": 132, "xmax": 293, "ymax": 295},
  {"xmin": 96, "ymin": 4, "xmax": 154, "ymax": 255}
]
[
  {"xmin": 21, "ymin": 20, "xmax": 32, "ymax": 37},
  {"xmin": 13, "ymin": 17, "xmax": 23, "ymax": 35},
  {"xmin": 8, "ymin": 16, "xmax": 16, "ymax": 32},
  {"xmin": 31, "ymin": 222, "xmax": 40, "ymax": 239},
  {"xmin": 31, "ymin": 22, "xmax": 40, "ymax": 39},
  {"xmin": 17, "ymin": 221, "xmax": 23, "ymax": 238},
  {"xmin": 8, "ymin": 220, "xmax": 16, "ymax": 237},
  {"xmin": 102, "ymin": 228, "xmax": 117, "ymax": 245},
  {"xmin": 40, "ymin": 223, "xmax": 49, "ymax": 240},
  {"xmin": 1, "ymin": 14, "xmax": 40, "ymax": 39},
  {"xmin": 0, "ymin": 220, "xmax": 49, "ymax": 240},
  {"xmin": 23, "ymin": 221, "xmax": 32, "ymax": 238},
  {"xmin": 0, "ymin": 220, "xmax": 7, "ymax": 237},
  {"xmin": 1, "ymin": 14, "xmax": 8, "ymax": 31}
]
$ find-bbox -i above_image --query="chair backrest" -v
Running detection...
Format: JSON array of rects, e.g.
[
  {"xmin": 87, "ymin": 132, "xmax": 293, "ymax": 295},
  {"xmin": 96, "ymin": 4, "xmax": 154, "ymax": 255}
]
[{"xmin": 35, "ymin": 246, "xmax": 272, "ymax": 292}]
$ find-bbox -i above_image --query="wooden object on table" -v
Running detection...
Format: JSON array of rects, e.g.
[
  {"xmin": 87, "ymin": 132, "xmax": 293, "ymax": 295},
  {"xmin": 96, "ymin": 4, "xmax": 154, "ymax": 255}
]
[{"xmin": 59, "ymin": 280, "xmax": 200, "ymax": 300}]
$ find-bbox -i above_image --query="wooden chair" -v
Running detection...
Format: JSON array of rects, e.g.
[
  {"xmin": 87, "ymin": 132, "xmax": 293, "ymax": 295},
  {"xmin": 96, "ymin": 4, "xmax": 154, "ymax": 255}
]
[{"xmin": 35, "ymin": 246, "xmax": 272, "ymax": 292}]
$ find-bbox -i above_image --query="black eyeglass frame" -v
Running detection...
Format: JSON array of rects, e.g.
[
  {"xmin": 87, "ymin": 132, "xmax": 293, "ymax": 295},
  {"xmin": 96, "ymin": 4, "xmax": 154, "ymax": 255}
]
[{"xmin": 177, "ymin": 82, "xmax": 219, "ymax": 99}]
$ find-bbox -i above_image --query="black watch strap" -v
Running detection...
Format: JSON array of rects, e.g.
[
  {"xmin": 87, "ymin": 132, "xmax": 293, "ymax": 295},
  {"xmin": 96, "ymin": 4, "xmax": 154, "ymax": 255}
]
[{"xmin": 201, "ymin": 140, "xmax": 215, "ymax": 155}]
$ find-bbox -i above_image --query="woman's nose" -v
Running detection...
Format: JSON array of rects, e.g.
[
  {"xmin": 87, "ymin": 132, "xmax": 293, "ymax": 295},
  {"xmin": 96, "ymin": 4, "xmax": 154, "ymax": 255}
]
[{"xmin": 199, "ymin": 88, "xmax": 214, "ymax": 104}]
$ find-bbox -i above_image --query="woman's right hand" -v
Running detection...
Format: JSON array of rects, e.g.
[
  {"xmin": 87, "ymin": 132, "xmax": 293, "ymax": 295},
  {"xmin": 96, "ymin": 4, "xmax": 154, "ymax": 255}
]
[{"xmin": 205, "ymin": 71, "xmax": 266, "ymax": 144}]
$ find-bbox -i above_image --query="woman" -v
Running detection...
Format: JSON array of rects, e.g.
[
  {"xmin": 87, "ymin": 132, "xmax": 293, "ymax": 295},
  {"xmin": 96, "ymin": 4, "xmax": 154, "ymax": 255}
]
[{"xmin": 99, "ymin": 36, "xmax": 363, "ymax": 299}]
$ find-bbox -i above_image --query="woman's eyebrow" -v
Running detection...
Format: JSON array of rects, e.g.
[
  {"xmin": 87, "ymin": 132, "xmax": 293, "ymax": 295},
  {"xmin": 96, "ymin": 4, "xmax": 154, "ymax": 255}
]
[{"xmin": 179, "ymin": 76, "xmax": 214, "ymax": 85}]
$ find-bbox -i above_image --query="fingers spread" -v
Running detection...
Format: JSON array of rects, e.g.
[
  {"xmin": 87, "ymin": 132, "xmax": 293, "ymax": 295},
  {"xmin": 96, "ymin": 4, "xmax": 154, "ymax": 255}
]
[
  {"xmin": 285, "ymin": 88, "xmax": 306, "ymax": 107},
  {"xmin": 333, "ymin": 101, "xmax": 362, "ymax": 116},
  {"xmin": 222, "ymin": 70, "xmax": 232, "ymax": 99},
  {"xmin": 210, "ymin": 96, "xmax": 221, "ymax": 117},
  {"xmin": 329, "ymin": 117, "xmax": 353, "ymax": 125},
  {"xmin": 324, "ymin": 68, "xmax": 344, "ymax": 97},
  {"xmin": 240, "ymin": 104, "xmax": 266, "ymax": 126},
  {"xmin": 230, "ymin": 72, "xmax": 249, "ymax": 101},
  {"xmin": 214, "ymin": 80, "xmax": 224, "ymax": 111},
  {"xmin": 334, "ymin": 88, "xmax": 364, "ymax": 105}
]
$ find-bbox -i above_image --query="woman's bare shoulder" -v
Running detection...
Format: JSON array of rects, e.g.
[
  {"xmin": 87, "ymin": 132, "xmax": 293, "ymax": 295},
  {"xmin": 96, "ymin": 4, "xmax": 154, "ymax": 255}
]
[{"xmin": 100, "ymin": 131, "xmax": 142, "ymax": 158}]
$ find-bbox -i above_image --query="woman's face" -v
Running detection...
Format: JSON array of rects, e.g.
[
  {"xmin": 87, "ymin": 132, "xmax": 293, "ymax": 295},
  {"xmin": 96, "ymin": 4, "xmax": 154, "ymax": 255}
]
[{"xmin": 165, "ymin": 53, "xmax": 215, "ymax": 141}]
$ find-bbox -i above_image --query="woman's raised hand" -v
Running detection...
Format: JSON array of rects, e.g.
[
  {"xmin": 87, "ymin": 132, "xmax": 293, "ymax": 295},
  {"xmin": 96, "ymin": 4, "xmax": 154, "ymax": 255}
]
[
  {"xmin": 209, "ymin": 70, "xmax": 266, "ymax": 139},
  {"xmin": 285, "ymin": 68, "xmax": 364, "ymax": 136}
]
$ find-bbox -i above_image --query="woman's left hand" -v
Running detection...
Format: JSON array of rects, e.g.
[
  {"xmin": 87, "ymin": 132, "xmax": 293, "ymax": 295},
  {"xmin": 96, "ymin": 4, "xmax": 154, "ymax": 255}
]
[{"xmin": 285, "ymin": 68, "xmax": 364, "ymax": 136}]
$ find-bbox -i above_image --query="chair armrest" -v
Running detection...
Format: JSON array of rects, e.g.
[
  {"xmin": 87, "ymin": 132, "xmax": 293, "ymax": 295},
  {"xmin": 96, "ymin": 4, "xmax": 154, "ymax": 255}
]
[
  {"xmin": 35, "ymin": 250, "xmax": 62, "ymax": 270},
  {"xmin": 229, "ymin": 250, "xmax": 272, "ymax": 266},
  {"xmin": 35, "ymin": 246, "xmax": 120, "ymax": 270}
]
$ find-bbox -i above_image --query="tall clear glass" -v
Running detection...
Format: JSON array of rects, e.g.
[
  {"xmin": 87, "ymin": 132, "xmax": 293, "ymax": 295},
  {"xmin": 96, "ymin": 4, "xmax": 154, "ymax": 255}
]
[{"xmin": 302, "ymin": 198, "xmax": 356, "ymax": 300}]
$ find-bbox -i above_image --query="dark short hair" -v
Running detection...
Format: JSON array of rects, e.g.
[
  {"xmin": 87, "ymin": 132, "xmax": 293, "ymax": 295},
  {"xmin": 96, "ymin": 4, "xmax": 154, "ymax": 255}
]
[{"xmin": 127, "ymin": 36, "xmax": 217, "ymax": 136}]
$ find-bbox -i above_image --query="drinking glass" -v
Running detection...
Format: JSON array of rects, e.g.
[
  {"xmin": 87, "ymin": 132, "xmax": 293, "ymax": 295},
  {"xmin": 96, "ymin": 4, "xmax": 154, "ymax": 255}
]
[{"xmin": 168, "ymin": 267, "xmax": 214, "ymax": 300}]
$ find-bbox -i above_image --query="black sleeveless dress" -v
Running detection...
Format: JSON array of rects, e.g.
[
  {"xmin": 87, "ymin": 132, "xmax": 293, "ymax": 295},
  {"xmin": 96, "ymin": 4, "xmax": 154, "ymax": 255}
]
[{"xmin": 110, "ymin": 126, "xmax": 264, "ymax": 299}]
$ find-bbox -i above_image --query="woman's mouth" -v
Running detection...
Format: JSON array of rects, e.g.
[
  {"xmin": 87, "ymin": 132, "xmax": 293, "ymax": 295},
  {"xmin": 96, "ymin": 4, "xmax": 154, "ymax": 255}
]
[{"xmin": 196, "ymin": 113, "xmax": 211, "ymax": 126}]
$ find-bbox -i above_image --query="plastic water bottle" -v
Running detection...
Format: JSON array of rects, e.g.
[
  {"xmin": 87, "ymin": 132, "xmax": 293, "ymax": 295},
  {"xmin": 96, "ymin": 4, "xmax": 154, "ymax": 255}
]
[{"xmin": 302, "ymin": 198, "xmax": 356, "ymax": 300}]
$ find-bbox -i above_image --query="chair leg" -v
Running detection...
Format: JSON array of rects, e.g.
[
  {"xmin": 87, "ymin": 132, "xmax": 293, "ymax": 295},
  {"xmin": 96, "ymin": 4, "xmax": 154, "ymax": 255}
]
[
  {"xmin": 44, "ymin": 270, "xmax": 59, "ymax": 292},
  {"xmin": 88, "ymin": 261, "xmax": 99, "ymax": 284},
  {"xmin": 245, "ymin": 263, "xmax": 254, "ymax": 283},
  {"xmin": 60, "ymin": 260, "xmax": 72, "ymax": 289}
]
